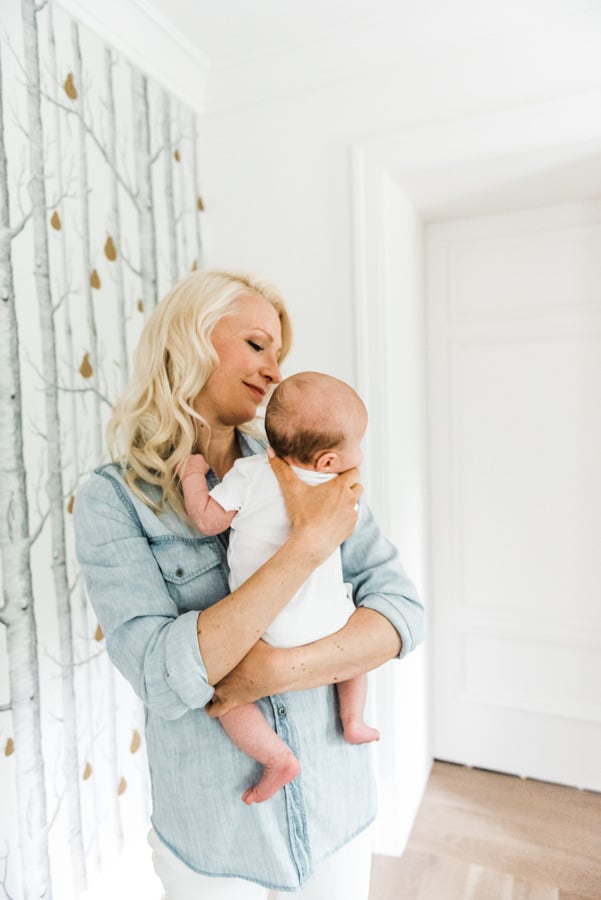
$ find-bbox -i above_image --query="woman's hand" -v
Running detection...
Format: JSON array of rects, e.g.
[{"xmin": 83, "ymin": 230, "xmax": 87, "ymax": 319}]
[
  {"xmin": 268, "ymin": 450, "xmax": 363, "ymax": 566},
  {"xmin": 205, "ymin": 640, "xmax": 282, "ymax": 717}
]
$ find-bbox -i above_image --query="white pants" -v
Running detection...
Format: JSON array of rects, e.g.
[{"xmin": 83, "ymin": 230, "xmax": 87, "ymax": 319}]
[{"xmin": 148, "ymin": 825, "xmax": 373, "ymax": 900}]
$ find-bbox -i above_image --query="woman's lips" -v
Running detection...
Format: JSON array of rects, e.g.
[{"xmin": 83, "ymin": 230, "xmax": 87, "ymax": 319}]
[{"xmin": 244, "ymin": 383, "xmax": 265, "ymax": 401}]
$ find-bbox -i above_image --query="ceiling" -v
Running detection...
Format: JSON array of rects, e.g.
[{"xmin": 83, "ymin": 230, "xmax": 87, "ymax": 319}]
[
  {"xmin": 147, "ymin": 0, "xmax": 601, "ymax": 69},
  {"xmin": 143, "ymin": 0, "xmax": 601, "ymax": 114}
]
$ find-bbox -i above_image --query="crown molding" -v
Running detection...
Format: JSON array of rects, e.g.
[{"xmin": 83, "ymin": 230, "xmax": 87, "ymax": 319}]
[{"xmin": 53, "ymin": 0, "xmax": 210, "ymax": 112}]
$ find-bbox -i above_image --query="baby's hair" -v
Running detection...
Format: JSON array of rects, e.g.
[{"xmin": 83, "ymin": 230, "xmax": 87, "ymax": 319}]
[{"xmin": 265, "ymin": 372, "xmax": 357, "ymax": 465}]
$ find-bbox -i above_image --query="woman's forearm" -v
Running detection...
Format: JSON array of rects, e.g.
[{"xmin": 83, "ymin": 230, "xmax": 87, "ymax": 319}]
[
  {"xmin": 198, "ymin": 531, "xmax": 337, "ymax": 686},
  {"xmin": 276, "ymin": 607, "xmax": 402, "ymax": 692},
  {"xmin": 205, "ymin": 608, "xmax": 401, "ymax": 716}
]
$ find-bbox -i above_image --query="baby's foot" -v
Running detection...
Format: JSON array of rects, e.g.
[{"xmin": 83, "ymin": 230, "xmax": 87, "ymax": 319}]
[
  {"xmin": 341, "ymin": 718, "xmax": 381, "ymax": 745},
  {"xmin": 242, "ymin": 751, "xmax": 301, "ymax": 805}
]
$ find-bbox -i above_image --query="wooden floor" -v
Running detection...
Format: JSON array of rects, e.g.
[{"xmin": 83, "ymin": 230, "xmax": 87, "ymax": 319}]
[{"xmin": 369, "ymin": 761, "xmax": 601, "ymax": 900}]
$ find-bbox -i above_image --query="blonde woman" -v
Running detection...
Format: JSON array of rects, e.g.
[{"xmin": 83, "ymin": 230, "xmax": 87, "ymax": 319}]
[{"xmin": 74, "ymin": 270, "xmax": 424, "ymax": 900}]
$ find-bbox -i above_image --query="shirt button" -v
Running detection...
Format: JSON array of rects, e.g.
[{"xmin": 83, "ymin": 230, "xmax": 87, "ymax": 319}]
[
  {"xmin": 278, "ymin": 707, "xmax": 286, "ymax": 717},
  {"xmin": 175, "ymin": 567, "xmax": 184, "ymax": 577}
]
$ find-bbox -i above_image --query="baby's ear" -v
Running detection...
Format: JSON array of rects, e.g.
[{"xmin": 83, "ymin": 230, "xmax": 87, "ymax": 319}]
[{"xmin": 315, "ymin": 451, "xmax": 338, "ymax": 472}]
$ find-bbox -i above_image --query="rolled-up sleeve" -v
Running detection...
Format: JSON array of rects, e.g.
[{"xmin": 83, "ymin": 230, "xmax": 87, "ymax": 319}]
[
  {"xmin": 340, "ymin": 500, "xmax": 424, "ymax": 659},
  {"xmin": 74, "ymin": 474, "xmax": 215, "ymax": 718}
]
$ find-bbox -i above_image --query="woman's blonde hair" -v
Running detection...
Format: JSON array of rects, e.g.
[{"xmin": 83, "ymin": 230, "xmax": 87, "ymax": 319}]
[{"xmin": 107, "ymin": 269, "xmax": 292, "ymax": 515}]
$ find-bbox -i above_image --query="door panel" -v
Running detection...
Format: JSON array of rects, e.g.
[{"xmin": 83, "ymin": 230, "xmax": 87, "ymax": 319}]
[{"xmin": 427, "ymin": 200, "xmax": 601, "ymax": 789}]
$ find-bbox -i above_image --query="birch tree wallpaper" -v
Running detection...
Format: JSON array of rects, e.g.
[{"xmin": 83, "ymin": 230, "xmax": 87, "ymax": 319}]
[{"xmin": 0, "ymin": 2, "xmax": 205, "ymax": 898}]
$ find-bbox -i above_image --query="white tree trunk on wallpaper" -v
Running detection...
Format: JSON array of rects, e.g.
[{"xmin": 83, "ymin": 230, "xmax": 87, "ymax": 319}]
[
  {"xmin": 73, "ymin": 22, "xmax": 102, "ymax": 461},
  {"xmin": 191, "ymin": 114, "xmax": 204, "ymax": 269},
  {"xmin": 21, "ymin": 0, "xmax": 86, "ymax": 892},
  {"xmin": 105, "ymin": 47, "xmax": 129, "ymax": 391},
  {"xmin": 47, "ymin": 5, "xmax": 80, "ymax": 484},
  {"xmin": 0, "ymin": 40, "xmax": 53, "ymax": 900},
  {"xmin": 132, "ymin": 69, "xmax": 158, "ymax": 316},
  {"xmin": 73, "ymin": 23, "xmax": 125, "ymax": 855},
  {"xmin": 176, "ymin": 104, "xmax": 190, "ymax": 270},
  {"xmin": 162, "ymin": 90, "xmax": 179, "ymax": 284},
  {"xmin": 48, "ymin": 8, "xmax": 104, "ymax": 875}
]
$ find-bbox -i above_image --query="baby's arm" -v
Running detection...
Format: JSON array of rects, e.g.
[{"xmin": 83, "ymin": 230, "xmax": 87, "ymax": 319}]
[{"xmin": 179, "ymin": 454, "xmax": 236, "ymax": 536}]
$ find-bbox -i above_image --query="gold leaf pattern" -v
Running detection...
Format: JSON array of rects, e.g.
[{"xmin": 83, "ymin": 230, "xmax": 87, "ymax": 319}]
[
  {"xmin": 4, "ymin": 738, "xmax": 14, "ymax": 757},
  {"xmin": 130, "ymin": 730, "xmax": 141, "ymax": 754},
  {"xmin": 174, "ymin": 148, "xmax": 181, "ymax": 162},
  {"xmin": 90, "ymin": 269, "xmax": 101, "ymax": 289},
  {"xmin": 197, "ymin": 196, "xmax": 204, "ymax": 212},
  {"xmin": 50, "ymin": 210, "xmax": 62, "ymax": 230},
  {"xmin": 67, "ymin": 495, "xmax": 75, "ymax": 514},
  {"xmin": 104, "ymin": 235, "xmax": 117, "ymax": 261},
  {"xmin": 83, "ymin": 762, "xmax": 92, "ymax": 780},
  {"xmin": 94, "ymin": 623, "xmax": 104, "ymax": 642},
  {"xmin": 64, "ymin": 72, "xmax": 77, "ymax": 100},
  {"xmin": 117, "ymin": 777, "xmax": 127, "ymax": 796},
  {"xmin": 79, "ymin": 353, "xmax": 93, "ymax": 379},
  {"xmin": 137, "ymin": 299, "xmax": 144, "ymax": 313}
]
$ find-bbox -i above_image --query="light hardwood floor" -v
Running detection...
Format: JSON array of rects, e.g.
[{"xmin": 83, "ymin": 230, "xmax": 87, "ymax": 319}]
[{"xmin": 369, "ymin": 761, "xmax": 601, "ymax": 900}]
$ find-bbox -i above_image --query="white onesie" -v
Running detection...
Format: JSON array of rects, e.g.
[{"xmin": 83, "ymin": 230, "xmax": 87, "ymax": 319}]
[{"xmin": 210, "ymin": 454, "xmax": 355, "ymax": 648}]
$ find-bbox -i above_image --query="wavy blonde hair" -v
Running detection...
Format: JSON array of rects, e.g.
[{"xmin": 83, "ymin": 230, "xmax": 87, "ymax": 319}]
[{"xmin": 107, "ymin": 270, "xmax": 292, "ymax": 515}]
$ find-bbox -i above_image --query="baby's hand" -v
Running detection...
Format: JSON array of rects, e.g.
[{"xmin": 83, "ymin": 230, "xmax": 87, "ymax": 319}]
[{"xmin": 177, "ymin": 453, "xmax": 210, "ymax": 481}]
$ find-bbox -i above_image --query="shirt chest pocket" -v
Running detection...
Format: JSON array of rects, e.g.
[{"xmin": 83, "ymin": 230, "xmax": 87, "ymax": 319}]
[{"xmin": 149, "ymin": 536, "xmax": 230, "ymax": 613}]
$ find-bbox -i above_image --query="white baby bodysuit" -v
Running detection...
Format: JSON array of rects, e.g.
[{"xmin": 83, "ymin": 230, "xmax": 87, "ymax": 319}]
[{"xmin": 210, "ymin": 454, "xmax": 355, "ymax": 648}]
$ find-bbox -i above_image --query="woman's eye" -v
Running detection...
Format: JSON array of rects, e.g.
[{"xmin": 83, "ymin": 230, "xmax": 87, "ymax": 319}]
[{"xmin": 247, "ymin": 340, "xmax": 263, "ymax": 352}]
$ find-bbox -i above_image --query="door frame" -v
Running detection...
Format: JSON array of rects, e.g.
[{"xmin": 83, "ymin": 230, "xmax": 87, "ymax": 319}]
[{"xmin": 350, "ymin": 88, "xmax": 601, "ymax": 854}]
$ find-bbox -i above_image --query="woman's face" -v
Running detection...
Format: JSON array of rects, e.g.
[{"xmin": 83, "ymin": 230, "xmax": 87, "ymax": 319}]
[{"xmin": 195, "ymin": 292, "xmax": 283, "ymax": 427}]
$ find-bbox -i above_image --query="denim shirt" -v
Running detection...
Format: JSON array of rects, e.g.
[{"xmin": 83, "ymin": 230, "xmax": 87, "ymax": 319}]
[{"xmin": 74, "ymin": 433, "xmax": 424, "ymax": 891}]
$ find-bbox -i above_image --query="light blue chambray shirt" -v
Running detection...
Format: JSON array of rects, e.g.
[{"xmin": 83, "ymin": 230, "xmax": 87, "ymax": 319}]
[{"xmin": 74, "ymin": 433, "xmax": 424, "ymax": 892}]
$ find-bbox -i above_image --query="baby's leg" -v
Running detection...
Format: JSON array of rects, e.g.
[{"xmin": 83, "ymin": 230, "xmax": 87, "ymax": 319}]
[
  {"xmin": 219, "ymin": 703, "xmax": 300, "ymax": 805},
  {"xmin": 337, "ymin": 675, "xmax": 380, "ymax": 745}
]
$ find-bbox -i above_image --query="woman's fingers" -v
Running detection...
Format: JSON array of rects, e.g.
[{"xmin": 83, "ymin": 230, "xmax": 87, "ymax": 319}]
[
  {"xmin": 267, "ymin": 450, "xmax": 297, "ymax": 487},
  {"xmin": 337, "ymin": 467, "xmax": 364, "ymax": 499},
  {"xmin": 267, "ymin": 451, "xmax": 362, "ymax": 557},
  {"xmin": 268, "ymin": 450, "xmax": 362, "ymax": 507}
]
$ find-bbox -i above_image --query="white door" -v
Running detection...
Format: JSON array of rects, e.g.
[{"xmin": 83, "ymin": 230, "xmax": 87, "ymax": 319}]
[{"xmin": 427, "ymin": 199, "xmax": 601, "ymax": 790}]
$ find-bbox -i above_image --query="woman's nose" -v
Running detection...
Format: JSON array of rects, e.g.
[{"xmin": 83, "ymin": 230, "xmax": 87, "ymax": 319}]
[{"xmin": 261, "ymin": 351, "xmax": 281, "ymax": 384}]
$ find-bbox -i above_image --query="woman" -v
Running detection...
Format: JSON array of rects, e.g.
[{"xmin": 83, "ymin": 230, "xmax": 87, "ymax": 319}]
[{"xmin": 74, "ymin": 270, "xmax": 424, "ymax": 899}]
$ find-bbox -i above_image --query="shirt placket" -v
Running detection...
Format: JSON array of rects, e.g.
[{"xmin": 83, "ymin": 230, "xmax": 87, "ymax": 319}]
[{"xmin": 268, "ymin": 694, "xmax": 312, "ymax": 885}]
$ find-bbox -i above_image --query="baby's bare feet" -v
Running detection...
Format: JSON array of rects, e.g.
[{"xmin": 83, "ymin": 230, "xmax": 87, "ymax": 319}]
[
  {"xmin": 341, "ymin": 719, "xmax": 381, "ymax": 745},
  {"xmin": 242, "ymin": 751, "xmax": 301, "ymax": 805}
]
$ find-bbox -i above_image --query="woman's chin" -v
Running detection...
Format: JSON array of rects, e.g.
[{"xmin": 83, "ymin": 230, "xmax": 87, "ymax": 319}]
[{"xmin": 220, "ymin": 408, "xmax": 259, "ymax": 428}]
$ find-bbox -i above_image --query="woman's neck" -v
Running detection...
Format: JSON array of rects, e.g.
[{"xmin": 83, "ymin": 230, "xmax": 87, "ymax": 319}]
[{"xmin": 197, "ymin": 423, "xmax": 241, "ymax": 481}]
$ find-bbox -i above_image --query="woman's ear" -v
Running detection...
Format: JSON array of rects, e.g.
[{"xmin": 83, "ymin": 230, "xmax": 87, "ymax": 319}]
[{"xmin": 315, "ymin": 451, "xmax": 339, "ymax": 472}]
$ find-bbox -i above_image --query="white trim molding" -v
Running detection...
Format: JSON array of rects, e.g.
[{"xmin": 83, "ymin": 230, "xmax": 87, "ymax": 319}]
[
  {"xmin": 54, "ymin": 0, "xmax": 211, "ymax": 112},
  {"xmin": 352, "ymin": 147, "xmax": 431, "ymax": 857}
]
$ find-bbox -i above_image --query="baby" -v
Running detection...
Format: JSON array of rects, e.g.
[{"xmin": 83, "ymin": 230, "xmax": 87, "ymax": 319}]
[{"xmin": 179, "ymin": 372, "xmax": 379, "ymax": 805}]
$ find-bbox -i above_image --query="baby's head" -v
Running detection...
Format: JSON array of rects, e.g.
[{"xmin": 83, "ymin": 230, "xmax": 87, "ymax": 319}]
[{"xmin": 265, "ymin": 372, "xmax": 367, "ymax": 473}]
